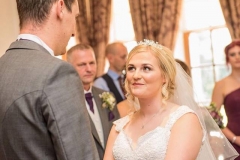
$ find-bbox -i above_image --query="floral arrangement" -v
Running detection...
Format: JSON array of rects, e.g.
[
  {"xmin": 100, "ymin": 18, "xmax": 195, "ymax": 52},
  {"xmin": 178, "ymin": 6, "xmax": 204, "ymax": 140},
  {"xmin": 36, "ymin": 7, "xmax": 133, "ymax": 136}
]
[
  {"xmin": 99, "ymin": 92, "xmax": 116, "ymax": 111},
  {"xmin": 207, "ymin": 102, "xmax": 224, "ymax": 129}
]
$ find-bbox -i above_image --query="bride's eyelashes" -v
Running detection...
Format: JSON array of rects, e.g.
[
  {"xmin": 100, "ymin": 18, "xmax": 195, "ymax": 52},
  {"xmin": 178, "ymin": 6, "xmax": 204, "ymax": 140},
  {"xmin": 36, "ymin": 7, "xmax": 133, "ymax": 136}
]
[
  {"xmin": 127, "ymin": 65, "xmax": 152, "ymax": 72},
  {"xmin": 127, "ymin": 65, "xmax": 135, "ymax": 71}
]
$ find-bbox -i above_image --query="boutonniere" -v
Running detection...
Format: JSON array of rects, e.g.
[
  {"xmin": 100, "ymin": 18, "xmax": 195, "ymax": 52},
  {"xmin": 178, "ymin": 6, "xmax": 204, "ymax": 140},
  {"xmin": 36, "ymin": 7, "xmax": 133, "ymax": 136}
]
[
  {"xmin": 207, "ymin": 102, "xmax": 224, "ymax": 129},
  {"xmin": 99, "ymin": 92, "xmax": 116, "ymax": 111}
]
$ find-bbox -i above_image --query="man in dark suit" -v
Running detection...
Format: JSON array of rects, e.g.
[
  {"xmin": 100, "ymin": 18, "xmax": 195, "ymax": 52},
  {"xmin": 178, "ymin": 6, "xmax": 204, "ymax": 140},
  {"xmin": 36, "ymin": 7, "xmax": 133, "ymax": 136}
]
[
  {"xmin": 0, "ymin": 0, "xmax": 99, "ymax": 160},
  {"xmin": 93, "ymin": 42, "xmax": 128, "ymax": 104},
  {"xmin": 67, "ymin": 44, "xmax": 120, "ymax": 159}
]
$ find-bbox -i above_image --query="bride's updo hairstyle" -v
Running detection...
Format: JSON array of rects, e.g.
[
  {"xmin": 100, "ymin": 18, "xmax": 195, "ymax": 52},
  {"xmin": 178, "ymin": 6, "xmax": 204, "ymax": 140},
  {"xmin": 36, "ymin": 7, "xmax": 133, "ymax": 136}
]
[{"xmin": 125, "ymin": 39, "xmax": 176, "ymax": 110}]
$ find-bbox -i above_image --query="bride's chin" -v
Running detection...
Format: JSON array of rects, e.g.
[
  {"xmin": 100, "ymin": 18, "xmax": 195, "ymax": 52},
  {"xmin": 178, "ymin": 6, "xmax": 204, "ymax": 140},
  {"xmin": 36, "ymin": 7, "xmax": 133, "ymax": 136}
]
[{"xmin": 131, "ymin": 92, "xmax": 144, "ymax": 98}]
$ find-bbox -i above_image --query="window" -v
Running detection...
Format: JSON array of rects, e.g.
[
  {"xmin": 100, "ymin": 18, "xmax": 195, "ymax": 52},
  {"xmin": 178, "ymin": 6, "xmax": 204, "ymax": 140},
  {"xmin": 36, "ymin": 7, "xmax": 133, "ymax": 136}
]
[
  {"xmin": 107, "ymin": 0, "xmax": 136, "ymax": 72},
  {"xmin": 109, "ymin": 0, "xmax": 136, "ymax": 52},
  {"xmin": 182, "ymin": 0, "xmax": 232, "ymax": 106}
]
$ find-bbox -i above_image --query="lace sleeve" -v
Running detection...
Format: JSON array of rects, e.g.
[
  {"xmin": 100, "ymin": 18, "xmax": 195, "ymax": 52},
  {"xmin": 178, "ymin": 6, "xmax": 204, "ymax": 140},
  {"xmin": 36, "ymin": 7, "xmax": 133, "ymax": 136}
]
[
  {"xmin": 165, "ymin": 105, "xmax": 206, "ymax": 143},
  {"xmin": 165, "ymin": 105, "xmax": 194, "ymax": 129},
  {"xmin": 113, "ymin": 115, "xmax": 130, "ymax": 132}
]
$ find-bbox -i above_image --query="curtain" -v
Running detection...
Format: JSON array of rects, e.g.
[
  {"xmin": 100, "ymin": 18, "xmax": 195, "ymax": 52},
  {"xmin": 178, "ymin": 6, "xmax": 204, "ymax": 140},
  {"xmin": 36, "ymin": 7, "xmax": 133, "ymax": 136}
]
[
  {"xmin": 219, "ymin": 0, "xmax": 240, "ymax": 39},
  {"xmin": 128, "ymin": 0, "xmax": 182, "ymax": 50},
  {"xmin": 76, "ymin": 0, "xmax": 111, "ymax": 76}
]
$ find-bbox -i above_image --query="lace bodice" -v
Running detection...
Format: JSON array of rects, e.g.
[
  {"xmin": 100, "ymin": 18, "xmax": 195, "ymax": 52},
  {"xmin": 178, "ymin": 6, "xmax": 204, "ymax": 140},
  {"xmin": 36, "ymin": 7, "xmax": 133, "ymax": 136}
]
[{"xmin": 112, "ymin": 105, "xmax": 205, "ymax": 160}]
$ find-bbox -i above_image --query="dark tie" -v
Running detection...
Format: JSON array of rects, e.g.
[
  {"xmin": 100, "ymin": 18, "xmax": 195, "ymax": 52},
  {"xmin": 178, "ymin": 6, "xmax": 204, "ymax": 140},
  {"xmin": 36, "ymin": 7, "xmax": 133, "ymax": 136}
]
[
  {"xmin": 118, "ymin": 76, "xmax": 126, "ymax": 96},
  {"xmin": 85, "ymin": 93, "xmax": 94, "ymax": 113}
]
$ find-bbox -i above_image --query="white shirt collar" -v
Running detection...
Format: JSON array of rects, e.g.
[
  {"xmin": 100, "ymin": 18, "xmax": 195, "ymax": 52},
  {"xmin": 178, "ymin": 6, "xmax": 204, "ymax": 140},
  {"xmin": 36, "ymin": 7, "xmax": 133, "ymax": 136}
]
[
  {"xmin": 17, "ymin": 34, "xmax": 54, "ymax": 56},
  {"xmin": 84, "ymin": 86, "xmax": 92, "ymax": 94}
]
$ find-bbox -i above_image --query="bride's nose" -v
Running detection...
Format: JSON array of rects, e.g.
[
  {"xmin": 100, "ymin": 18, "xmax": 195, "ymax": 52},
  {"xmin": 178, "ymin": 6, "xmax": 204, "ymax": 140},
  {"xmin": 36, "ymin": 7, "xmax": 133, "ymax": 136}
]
[{"xmin": 133, "ymin": 70, "xmax": 142, "ymax": 80}]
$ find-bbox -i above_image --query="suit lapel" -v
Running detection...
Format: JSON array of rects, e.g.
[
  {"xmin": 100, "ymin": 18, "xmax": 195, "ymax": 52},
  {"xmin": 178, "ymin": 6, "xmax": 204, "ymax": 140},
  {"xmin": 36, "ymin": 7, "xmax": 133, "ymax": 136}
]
[{"xmin": 92, "ymin": 87, "xmax": 110, "ymax": 148}]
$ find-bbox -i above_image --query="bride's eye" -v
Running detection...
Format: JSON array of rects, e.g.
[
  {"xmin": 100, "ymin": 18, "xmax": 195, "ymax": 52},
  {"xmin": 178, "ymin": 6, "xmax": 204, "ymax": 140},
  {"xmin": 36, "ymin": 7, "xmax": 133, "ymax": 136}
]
[
  {"xmin": 127, "ymin": 66, "xmax": 135, "ymax": 71},
  {"xmin": 143, "ymin": 66, "xmax": 151, "ymax": 71}
]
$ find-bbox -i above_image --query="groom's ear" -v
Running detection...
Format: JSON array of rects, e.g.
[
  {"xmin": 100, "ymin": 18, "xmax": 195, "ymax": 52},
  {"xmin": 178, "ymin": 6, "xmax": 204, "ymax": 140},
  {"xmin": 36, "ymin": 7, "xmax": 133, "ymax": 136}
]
[{"xmin": 56, "ymin": 0, "xmax": 65, "ymax": 19}]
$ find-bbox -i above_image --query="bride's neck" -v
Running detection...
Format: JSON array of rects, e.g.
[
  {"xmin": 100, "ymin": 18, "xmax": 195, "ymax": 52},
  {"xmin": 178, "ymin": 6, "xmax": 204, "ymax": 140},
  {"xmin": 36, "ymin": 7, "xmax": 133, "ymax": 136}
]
[{"xmin": 138, "ymin": 98, "xmax": 163, "ymax": 116}]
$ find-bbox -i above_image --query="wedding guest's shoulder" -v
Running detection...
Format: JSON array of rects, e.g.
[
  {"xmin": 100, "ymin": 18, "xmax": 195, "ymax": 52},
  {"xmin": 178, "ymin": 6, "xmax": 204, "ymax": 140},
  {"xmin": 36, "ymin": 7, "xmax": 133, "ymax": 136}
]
[
  {"xmin": 92, "ymin": 86, "xmax": 106, "ymax": 93},
  {"xmin": 117, "ymin": 100, "xmax": 134, "ymax": 117},
  {"xmin": 214, "ymin": 75, "xmax": 229, "ymax": 88}
]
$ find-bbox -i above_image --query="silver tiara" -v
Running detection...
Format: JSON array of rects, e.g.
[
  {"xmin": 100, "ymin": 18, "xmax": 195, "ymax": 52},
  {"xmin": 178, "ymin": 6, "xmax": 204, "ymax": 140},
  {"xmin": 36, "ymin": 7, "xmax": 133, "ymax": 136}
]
[{"xmin": 137, "ymin": 39, "xmax": 163, "ymax": 50}]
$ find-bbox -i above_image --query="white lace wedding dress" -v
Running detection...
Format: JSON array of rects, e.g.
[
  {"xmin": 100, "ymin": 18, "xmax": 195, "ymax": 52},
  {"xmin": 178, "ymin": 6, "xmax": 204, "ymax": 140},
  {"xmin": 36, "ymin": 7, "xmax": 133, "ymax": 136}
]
[{"xmin": 112, "ymin": 105, "xmax": 213, "ymax": 160}]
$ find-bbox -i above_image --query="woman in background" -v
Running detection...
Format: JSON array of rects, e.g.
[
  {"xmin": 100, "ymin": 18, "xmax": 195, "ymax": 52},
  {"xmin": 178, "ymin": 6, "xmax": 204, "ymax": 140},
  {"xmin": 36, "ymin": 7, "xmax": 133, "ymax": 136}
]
[
  {"xmin": 117, "ymin": 99, "xmax": 133, "ymax": 118},
  {"xmin": 175, "ymin": 59, "xmax": 191, "ymax": 77},
  {"xmin": 211, "ymin": 40, "xmax": 240, "ymax": 158}
]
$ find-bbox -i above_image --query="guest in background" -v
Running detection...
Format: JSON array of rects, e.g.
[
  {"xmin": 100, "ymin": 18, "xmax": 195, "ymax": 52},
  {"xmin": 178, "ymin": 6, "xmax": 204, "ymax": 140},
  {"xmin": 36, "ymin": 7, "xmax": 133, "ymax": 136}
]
[
  {"xmin": 117, "ymin": 69, "xmax": 134, "ymax": 118},
  {"xmin": 67, "ymin": 44, "xmax": 119, "ymax": 159},
  {"xmin": 0, "ymin": 0, "xmax": 99, "ymax": 160},
  {"xmin": 117, "ymin": 98, "xmax": 133, "ymax": 118},
  {"xmin": 94, "ymin": 42, "xmax": 128, "ymax": 104},
  {"xmin": 211, "ymin": 40, "xmax": 240, "ymax": 158}
]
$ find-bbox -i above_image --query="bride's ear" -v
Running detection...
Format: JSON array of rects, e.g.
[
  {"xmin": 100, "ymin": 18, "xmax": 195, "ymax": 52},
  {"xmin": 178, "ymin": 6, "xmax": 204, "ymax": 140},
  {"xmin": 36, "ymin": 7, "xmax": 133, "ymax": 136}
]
[{"xmin": 162, "ymin": 73, "xmax": 166, "ymax": 84}]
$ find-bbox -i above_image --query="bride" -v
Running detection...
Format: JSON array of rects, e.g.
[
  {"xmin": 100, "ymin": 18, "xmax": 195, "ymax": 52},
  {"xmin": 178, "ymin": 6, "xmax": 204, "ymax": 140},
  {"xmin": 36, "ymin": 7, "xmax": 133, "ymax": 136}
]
[{"xmin": 103, "ymin": 39, "xmax": 238, "ymax": 160}]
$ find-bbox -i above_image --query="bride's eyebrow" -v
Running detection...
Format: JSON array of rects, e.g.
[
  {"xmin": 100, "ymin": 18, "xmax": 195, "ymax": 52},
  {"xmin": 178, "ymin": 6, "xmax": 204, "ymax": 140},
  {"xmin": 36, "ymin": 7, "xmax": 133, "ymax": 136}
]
[
  {"xmin": 127, "ymin": 63, "xmax": 153, "ymax": 67},
  {"xmin": 127, "ymin": 64, "xmax": 134, "ymax": 67},
  {"xmin": 142, "ymin": 63, "xmax": 152, "ymax": 66}
]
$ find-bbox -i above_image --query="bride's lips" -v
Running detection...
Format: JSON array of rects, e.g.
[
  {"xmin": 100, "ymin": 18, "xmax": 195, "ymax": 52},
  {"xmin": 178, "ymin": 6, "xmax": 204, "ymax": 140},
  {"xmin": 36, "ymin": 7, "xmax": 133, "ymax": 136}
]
[{"xmin": 132, "ymin": 82, "xmax": 144, "ymax": 86}]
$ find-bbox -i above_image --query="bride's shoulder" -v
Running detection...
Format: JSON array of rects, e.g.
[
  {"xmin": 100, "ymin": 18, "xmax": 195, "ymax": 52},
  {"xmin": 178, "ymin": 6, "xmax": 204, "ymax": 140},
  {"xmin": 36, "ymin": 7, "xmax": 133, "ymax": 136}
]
[
  {"xmin": 113, "ymin": 112, "xmax": 135, "ymax": 132},
  {"xmin": 166, "ymin": 103, "xmax": 196, "ymax": 120},
  {"xmin": 166, "ymin": 104, "xmax": 200, "ymax": 127},
  {"xmin": 167, "ymin": 102, "xmax": 193, "ymax": 113}
]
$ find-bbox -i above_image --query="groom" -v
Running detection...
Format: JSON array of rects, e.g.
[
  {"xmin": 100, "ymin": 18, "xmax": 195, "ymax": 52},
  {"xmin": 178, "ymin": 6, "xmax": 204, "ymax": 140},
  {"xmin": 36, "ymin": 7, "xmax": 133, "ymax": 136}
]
[
  {"xmin": 67, "ymin": 43, "xmax": 120, "ymax": 159},
  {"xmin": 0, "ymin": 0, "xmax": 98, "ymax": 159}
]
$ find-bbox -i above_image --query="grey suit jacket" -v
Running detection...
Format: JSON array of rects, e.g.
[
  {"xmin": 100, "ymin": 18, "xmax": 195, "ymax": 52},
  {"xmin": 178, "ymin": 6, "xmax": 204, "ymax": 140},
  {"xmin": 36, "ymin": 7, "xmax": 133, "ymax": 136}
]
[
  {"xmin": 0, "ymin": 40, "xmax": 99, "ymax": 160},
  {"xmin": 90, "ymin": 86, "xmax": 119, "ymax": 159}
]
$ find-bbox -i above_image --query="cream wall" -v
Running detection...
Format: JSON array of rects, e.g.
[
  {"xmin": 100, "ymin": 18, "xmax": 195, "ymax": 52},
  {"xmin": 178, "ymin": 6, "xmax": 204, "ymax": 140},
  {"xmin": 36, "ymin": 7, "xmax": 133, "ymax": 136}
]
[{"xmin": 0, "ymin": 0, "xmax": 19, "ymax": 57}]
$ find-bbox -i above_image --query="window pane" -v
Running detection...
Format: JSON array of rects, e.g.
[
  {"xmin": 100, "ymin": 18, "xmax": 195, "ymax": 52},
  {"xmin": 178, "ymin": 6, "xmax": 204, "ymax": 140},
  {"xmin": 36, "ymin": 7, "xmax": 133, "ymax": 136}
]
[
  {"xmin": 189, "ymin": 31, "xmax": 212, "ymax": 67},
  {"xmin": 124, "ymin": 41, "xmax": 137, "ymax": 52},
  {"xmin": 183, "ymin": 0, "xmax": 225, "ymax": 30},
  {"xmin": 211, "ymin": 28, "xmax": 232, "ymax": 64},
  {"xmin": 109, "ymin": 0, "xmax": 135, "ymax": 42},
  {"xmin": 109, "ymin": 13, "xmax": 135, "ymax": 41},
  {"xmin": 192, "ymin": 66, "xmax": 214, "ymax": 104},
  {"xmin": 112, "ymin": 0, "xmax": 130, "ymax": 13}
]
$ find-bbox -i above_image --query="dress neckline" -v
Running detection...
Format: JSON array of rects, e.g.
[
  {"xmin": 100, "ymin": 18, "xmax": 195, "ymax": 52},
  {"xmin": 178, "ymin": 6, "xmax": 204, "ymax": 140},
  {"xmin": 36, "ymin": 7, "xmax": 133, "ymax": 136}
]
[
  {"xmin": 224, "ymin": 87, "xmax": 240, "ymax": 100},
  {"xmin": 121, "ymin": 106, "xmax": 185, "ymax": 150},
  {"xmin": 122, "ymin": 125, "xmax": 163, "ymax": 150}
]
